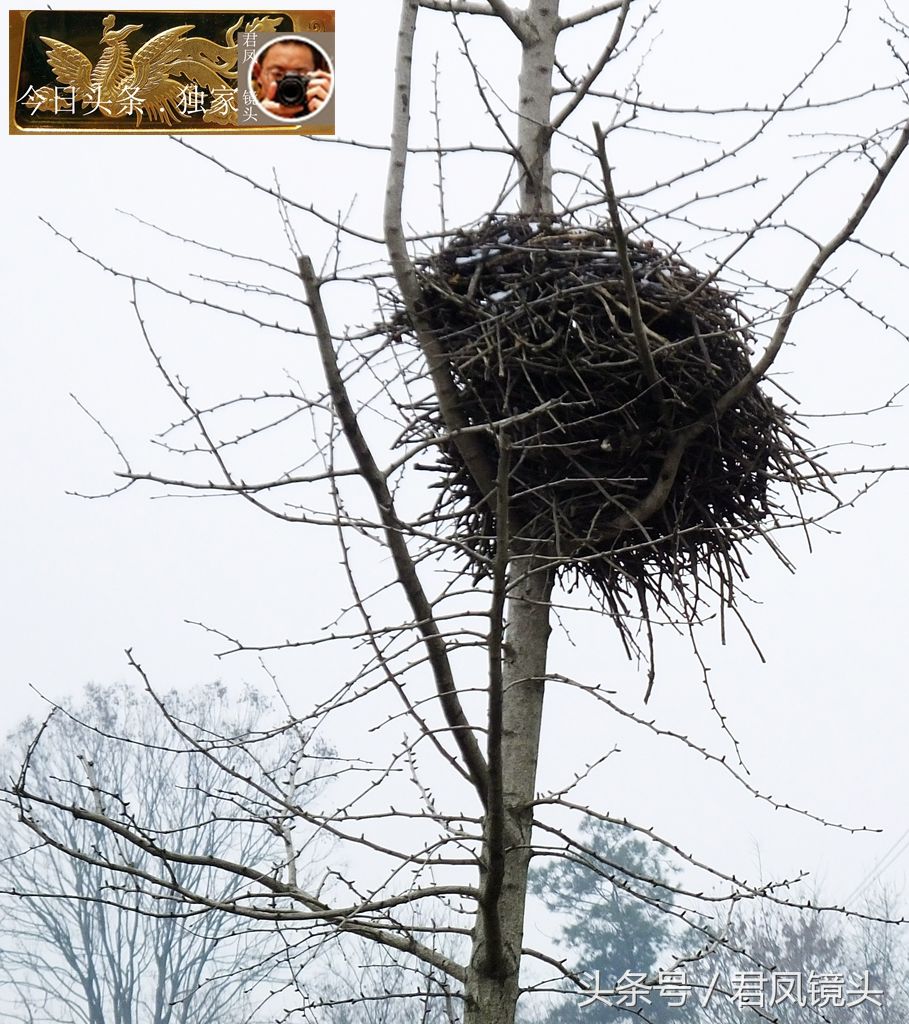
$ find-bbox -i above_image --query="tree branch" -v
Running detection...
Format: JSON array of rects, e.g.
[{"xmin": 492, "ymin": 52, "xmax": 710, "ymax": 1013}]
[
  {"xmin": 14, "ymin": 788, "xmax": 473, "ymax": 981},
  {"xmin": 607, "ymin": 116, "xmax": 909, "ymax": 534},
  {"xmin": 716, "ymin": 118, "xmax": 909, "ymax": 416},
  {"xmin": 559, "ymin": 0, "xmax": 626, "ymax": 30},
  {"xmin": 420, "ymin": 0, "xmax": 526, "ymax": 42},
  {"xmin": 385, "ymin": 0, "xmax": 498, "ymax": 504},
  {"xmin": 551, "ymin": 0, "xmax": 632, "ymax": 132},
  {"xmin": 594, "ymin": 123, "xmax": 666, "ymax": 421},
  {"xmin": 298, "ymin": 255, "xmax": 490, "ymax": 806},
  {"xmin": 483, "ymin": 0, "xmax": 526, "ymax": 41}
]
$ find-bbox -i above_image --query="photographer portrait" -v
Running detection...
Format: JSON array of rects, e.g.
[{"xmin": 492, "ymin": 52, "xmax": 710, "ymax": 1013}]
[{"xmin": 251, "ymin": 36, "xmax": 332, "ymax": 121}]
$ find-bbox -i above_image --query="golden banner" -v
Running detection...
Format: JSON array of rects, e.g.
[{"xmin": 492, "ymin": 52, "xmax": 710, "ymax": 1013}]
[{"xmin": 8, "ymin": 10, "xmax": 336, "ymax": 135}]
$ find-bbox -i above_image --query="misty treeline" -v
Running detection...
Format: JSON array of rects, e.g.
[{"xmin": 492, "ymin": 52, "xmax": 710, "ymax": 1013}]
[{"xmin": 3, "ymin": 686, "xmax": 906, "ymax": 1023}]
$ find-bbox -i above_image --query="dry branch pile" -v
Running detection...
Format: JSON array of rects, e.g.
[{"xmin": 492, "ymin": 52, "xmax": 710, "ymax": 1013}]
[{"xmin": 391, "ymin": 216, "xmax": 824, "ymax": 619}]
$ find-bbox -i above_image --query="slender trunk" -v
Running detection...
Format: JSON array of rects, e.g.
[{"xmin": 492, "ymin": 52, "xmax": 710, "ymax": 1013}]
[
  {"xmin": 464, "ymin": 5, "xmax": 559, "ymax": 1019},
  {"xmin": 464, "ymin": 556, "xmax": 553, "ymax": 1024},
  {"xmin": 516, "ymin": 1, "xmax": 558, "ymax": 214}
]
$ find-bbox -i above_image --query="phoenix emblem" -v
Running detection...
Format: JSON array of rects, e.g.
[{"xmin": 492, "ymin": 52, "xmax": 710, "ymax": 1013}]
[{"xmin": 24, "ymin": 13, "xmax": 285, "ymax": 125}]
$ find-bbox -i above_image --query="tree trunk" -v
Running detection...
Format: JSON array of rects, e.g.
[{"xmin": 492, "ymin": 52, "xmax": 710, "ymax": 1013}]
[
  {"xmin": 516, "ymin": 0, "xmax": 558, "ymax": 214},
  {"xmin": 464, "ymin": 6, "xmax": 559, "ymax": 1017},
  {"xmin": 464, "ymin": 556, "xmax": 553, "ymax": 1024}
]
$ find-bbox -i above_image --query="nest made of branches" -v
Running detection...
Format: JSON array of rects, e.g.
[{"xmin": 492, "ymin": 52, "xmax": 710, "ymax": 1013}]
[{"xmin": 390, "ymin": 215, "xmax": 825, "ymax": 621}]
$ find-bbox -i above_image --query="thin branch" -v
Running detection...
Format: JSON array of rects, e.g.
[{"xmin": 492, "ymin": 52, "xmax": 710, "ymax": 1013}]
[
  {"xmin": 559, "ymin": 0, "xmax": 626, "ymax": 30},
  {"xmin": 606, "ymin": 116, "xmax": 909, "ymax": 533},
  {"xmin": 717, "ymin": 118, "xmax": 909, "ymax": 416},
  {"xmin": 419, "ymin": 0, "xmax": 520, "ymax": 36},
  {"xmin": 384, "ymin": 0, "xmax": 498, "ymax": 505},
  {"xmin": 551, "ymin": 0, "xmax": 633, "ymax": 132},
  {"xmin": 484, "ymin": 0, "xmax": 526, "ymax": 42},
  {"xmin": 299, "ymin": 255, "xmax": 490, "ymax": 806},
  {"xmin": 593, "ymin": 123, "xmax": 665, "ymax": 420}
]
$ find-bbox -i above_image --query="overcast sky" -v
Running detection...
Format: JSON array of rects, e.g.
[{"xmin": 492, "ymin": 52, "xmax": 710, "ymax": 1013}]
[{"xmin": 3, "ymin": 0, "xmax": 909, "ymax": 926}]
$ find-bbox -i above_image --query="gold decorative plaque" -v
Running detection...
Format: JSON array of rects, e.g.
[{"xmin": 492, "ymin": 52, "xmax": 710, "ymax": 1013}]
[{"xmin": 9, "ymin": 10, "xmax": 336, "ymax": 134}]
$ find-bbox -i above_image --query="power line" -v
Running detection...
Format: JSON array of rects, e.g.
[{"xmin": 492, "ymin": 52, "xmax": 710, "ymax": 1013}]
[{"xmin": 844, "ymin": 825, "xmax": 909, "ymax": 907}]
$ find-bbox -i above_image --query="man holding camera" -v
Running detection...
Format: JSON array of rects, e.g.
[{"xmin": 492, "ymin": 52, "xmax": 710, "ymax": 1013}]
[{"xmin": 252, "ymin": 38, "xmax": 332, "ymax": 119}]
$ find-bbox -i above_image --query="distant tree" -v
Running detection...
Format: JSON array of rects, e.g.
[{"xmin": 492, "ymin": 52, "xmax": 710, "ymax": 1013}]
[
  {"xmin": 693, "ymin": 901, "xmax": 850, "ymax": 1024},
  {"xmin": 0, "ymin": 682, "xmax": 328, "ymax": 1024},
  {"xmin": 686, "ymin": 897, "xmax": 909, "ymax": 1024},
  {"xmin": 530, "ymin": 820, "xmax": 909, "ymax": 1023},
  {"xmin": 315, "ymin": 939, "xmax": 463, "ymax": 1024},
  {"xmin": 846, "ymin": 889, "xmax": 909, "ymax": 1024},
  {"xmin": 527, "ymin": 817, "xmax": 695, "ymax": 1023}
]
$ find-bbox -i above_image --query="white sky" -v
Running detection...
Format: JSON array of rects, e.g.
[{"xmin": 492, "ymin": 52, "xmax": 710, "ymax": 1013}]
[{"xmin": 2, "ymin": 0, "xmax": 909, "ymax": 935}]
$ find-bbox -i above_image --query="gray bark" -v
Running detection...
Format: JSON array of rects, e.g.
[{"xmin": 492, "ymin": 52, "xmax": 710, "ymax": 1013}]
[
  {"xmin": 516, "ymin": 1, "xmax": 558, "ymax": 213},
  {"xmin": 463, "ymin": 4, "xmax": 560, "ymax": 1019},
  {"xmin": 464, "ymin": 556, "xmax": 553, "ymax": 1024}
]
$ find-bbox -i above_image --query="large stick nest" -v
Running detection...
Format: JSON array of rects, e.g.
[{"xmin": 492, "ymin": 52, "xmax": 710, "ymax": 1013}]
[{"xmin": 390, "ymin": 215, "xmax": 824, "ymax": 618}]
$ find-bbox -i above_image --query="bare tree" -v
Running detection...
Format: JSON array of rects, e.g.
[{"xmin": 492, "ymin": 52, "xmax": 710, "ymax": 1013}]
[
  {"xmin": 846, "ymin": 888, "xmax": 909, "ymax": 1024},
  {"xmin": 1, "ymin": 682, "xmax": 329, "ymax": 1023},
  {"xmin": 9, "ymin": 3, "xmax": 909, "ymax": 1024},
  {"xmin": 686, "ymin": 891, "xmax": 909, "ymax": 1024},
  {"xmin": 530, "ymin": 821, "xmax": 909, "ymax": 1023}
]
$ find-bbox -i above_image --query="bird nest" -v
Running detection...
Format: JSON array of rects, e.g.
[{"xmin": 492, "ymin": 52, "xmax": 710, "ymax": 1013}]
[{"xmin": 389, "ymin": 215, "xmax": 823, "ymax": 621}]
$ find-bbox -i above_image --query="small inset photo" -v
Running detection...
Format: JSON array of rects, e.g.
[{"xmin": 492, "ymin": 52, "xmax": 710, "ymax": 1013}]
[{"xmin": 249, "ymin": 34, "xmax": 333, "ymax": 123}]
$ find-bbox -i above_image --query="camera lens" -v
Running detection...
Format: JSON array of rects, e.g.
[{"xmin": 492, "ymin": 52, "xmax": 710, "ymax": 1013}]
[{"xmin": 275, "ymin": 73, "xmax": 310, "ymax": 109}]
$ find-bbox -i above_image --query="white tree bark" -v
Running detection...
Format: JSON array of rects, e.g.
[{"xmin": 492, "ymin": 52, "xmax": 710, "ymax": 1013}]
[
  {"xmin": 463, "ymin": 4, "xmax": 560, "ymax": 1019},
  {"xmin": 515, "ymin": 1, "xmax": 558, "ymax": 213},
  {"xmin": 465, "ymin": 554, "xmax": 553, "ymax": 1024}
]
